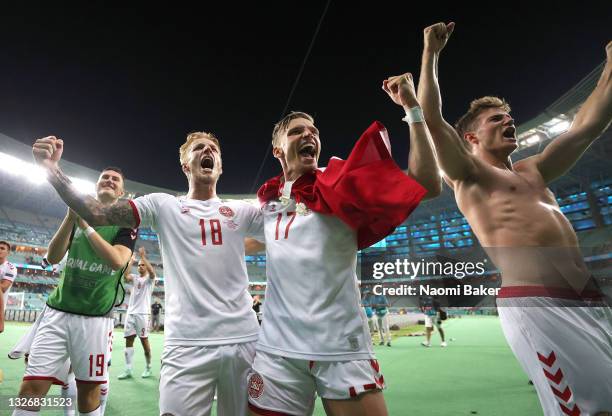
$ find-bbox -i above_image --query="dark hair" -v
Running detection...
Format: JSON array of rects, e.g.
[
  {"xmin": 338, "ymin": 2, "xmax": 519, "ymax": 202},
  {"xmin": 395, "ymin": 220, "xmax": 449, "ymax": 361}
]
[
  {"xmin": 101, "ymin": 166, "xmax": 125, "ymax": 181},
  {"xmin": 0, "ymin": 240, "xmax": 11, "ymax": 250}
]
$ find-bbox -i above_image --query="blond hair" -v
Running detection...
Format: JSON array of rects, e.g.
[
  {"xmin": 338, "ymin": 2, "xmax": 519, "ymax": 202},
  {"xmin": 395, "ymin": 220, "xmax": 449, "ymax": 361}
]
[
  {"xmin": 455, "ymin": 96, "xmax": 511, "ymax": 140},
  {"xmin": 272, "ymin": 111, "xmax": 314, "ymax": 148},
  {"xmin": 179, "ymin": 132, "xmax": 220, "ymax": 165}
]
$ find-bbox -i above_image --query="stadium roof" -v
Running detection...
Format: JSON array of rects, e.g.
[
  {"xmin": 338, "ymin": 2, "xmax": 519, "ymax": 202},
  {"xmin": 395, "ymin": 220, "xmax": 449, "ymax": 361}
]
[{"xmin": 1, "ymin": 60, "xmax": 611, "ymax": 220}]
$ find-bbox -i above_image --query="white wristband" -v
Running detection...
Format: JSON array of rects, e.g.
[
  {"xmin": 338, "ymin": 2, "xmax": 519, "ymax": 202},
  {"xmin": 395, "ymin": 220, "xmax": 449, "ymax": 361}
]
[
  {"xmin": 85, "ymin": 226, "xmax": 95, "ymax": 238},
  {"xmin": 402, "ymin": 106, "xmax": 424, "ymax": 124}
]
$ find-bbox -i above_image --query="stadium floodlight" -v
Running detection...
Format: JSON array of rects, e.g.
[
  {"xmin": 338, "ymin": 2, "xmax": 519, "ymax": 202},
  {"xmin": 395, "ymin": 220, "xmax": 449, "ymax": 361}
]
[
  {"xmin": 25, "ymin": 165, "xmax": 49, "ymax": 185},
  {"xmin": 525, "ymin": 134, "xmax": 541, "ymax": 145},
  {"xmin": 547, "ymin": 119, "xmax": 571, "ymax": 135},
  {"xmin": 0, "ymin": 151, "xmax": 95, "ymax": 194},
  {"xmin": 71, "ymin": 177, "xmax": 96, "ymax": 195}
]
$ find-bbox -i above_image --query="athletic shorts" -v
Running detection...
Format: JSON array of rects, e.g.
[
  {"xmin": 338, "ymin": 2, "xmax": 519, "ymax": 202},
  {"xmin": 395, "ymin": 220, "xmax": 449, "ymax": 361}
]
[
  {"xmin": 424, "ymin": 315, "xmax": 441, "ymax": 329},
  {"xmin": 247, "ymin": 351, "xmax": 385, "ymax": 416},
  {"xmin": 159, "ymin": 341, "xmax": 256, "ymax": 416},
  {"xmin": 497, "ymin": 286, "xmax": 612, "ymax": 416},
  {"xmin": 124, "ymin": 313, "xmax": 150, "ymax": 338},
  {"xmin": 25, "ymin": 307, "xmax": 114, "ymax": 384}
]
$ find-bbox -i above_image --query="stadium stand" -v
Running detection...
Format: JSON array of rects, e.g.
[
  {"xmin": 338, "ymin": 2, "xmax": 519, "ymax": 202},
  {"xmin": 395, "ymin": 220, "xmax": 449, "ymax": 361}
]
[{"xmin": 1, "ymin": 63, "xmax": 611, "ymax": 328}]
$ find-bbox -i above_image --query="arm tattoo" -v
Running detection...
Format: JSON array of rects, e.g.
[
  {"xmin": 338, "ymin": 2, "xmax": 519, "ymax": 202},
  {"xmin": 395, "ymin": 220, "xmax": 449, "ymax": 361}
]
[{"xmin": 47, "ymin": 166, "xmax": 137, "ymax": 227}]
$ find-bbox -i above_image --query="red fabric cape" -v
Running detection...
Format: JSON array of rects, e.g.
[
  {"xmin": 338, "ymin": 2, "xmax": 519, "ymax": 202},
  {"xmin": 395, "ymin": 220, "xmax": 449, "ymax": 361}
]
[{"xmin": 257, "ymin": 121, "xmax": 427, "ymax": 249}]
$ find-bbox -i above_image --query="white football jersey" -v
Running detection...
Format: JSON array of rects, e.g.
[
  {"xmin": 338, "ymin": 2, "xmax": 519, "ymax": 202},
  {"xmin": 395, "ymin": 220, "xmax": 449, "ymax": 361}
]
[
  {"xmin": 1, "ymin": 260, "xmax": 17, "ymax": 306},
  {"xmin": 257, "ymin": 197, "xmax": 373, "ymax": 361},
  {"xmin": 127, "ymin": 274, "xmax": 155, "ymax": 315},
  {"xmin": 130, "ymin": 194, "xmax": 263, "ymax": 346}
]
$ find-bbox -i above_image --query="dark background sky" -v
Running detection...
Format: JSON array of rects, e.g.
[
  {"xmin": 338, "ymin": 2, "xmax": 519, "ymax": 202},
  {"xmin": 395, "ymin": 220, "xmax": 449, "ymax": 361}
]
[{"xmin": 1, "ymin": 3, "xmax": 610, "ymax": 194}]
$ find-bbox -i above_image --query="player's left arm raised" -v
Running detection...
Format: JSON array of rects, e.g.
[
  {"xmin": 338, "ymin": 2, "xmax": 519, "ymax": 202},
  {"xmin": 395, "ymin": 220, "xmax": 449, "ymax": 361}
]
[
  {"xmin": 535, "ymin": 41, "xmax": 612, "ymax": 183},
  {"xmin": 138, "ymin": 247, "xmax": 156, "ymax": 279},
  {"xmin": 32, "ymin": 137, "xmax": 138, "ymax": 228},
  {"xmin": 383, "ymin": 72, "xmax": 442, "ymax": 199}
]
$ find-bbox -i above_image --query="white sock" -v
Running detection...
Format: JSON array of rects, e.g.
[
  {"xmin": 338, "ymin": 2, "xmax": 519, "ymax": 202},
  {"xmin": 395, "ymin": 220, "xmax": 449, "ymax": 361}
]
[
  {"xmin": 12, "ymin": 410, "xmax": 39, "ymax": 415},
  {"xmin": 62, "ymin": 372, "xmax": 77, "ymax": 416},
  {"xmin": 79, "ymin": 407, "xmax": 100, "ymax": 416},
  {"xmin": 99, "ymin": 380, "xmax": 109, "ymax": 415},
  {"xmin": 124, "ymin": 347, "xmax": 134, "ymax": 370}
]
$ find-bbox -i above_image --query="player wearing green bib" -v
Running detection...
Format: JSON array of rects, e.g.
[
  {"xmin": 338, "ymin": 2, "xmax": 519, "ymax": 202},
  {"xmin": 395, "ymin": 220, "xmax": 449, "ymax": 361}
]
[{"xmin": 13, "ymin": 167, "xmax": 136, "ymax": 416}]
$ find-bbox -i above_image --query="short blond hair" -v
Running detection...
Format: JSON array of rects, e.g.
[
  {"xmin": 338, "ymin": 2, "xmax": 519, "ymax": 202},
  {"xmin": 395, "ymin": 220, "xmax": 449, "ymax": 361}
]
[
  {"xmin": 272, "ymin": 111, "xmax": 314, "ymax": 148},
  {"xmin": 179, "ymin": 132, "xmax": 220, "ymax": 165},
  {"xmin": 455, "ymin": 96, "xmax": 511, "ymax": 139}
]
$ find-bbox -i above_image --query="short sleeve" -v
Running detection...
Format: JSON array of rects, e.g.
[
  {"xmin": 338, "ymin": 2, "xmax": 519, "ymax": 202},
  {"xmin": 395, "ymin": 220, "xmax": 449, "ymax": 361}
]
[
  {"xmin": 2, "ymin": 264, "xmax": 17, "ymax": 283},
  {"xmin": 244, "ymin": 202, "xmax": 265, "ymax": 242},
  {"xmin": 130, "ymin": 193, "xmax": 168, "ymax": 229},
  {"xmin": 112, "ymin": 227, "xmax": 138, "ymax": 251}
]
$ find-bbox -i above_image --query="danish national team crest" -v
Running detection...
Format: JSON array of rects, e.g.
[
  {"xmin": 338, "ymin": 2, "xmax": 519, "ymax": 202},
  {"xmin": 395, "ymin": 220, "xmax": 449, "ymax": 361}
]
[
  {"xmin": 248, "ymin": 373, "xmax": 264, "ymax": 399},
  {"xmin": 219, "ymin": 206, "xmax": 235, "ymax": 218}
]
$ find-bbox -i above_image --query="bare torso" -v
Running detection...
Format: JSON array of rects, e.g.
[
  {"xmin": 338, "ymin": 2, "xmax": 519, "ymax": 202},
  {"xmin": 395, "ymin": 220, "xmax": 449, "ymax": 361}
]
[{"xmin": 452, "ymin": 157, "xmax": 593, "ymax": 291}]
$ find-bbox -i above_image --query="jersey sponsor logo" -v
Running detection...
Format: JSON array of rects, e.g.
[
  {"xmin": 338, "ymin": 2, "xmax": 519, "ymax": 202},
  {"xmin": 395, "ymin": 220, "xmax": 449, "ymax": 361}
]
[
  {"xmin": 248, "ymin": 373, "xmax": 264, "ymax": 399},
  {"xmin": 219, "ymin": 206, "xmax": 235, "ymax": 217}
]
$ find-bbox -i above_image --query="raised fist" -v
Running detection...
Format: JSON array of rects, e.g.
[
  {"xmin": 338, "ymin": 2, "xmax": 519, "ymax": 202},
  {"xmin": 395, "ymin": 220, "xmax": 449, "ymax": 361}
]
[
  {"xmin": 382, "ymin": 73, "xmax": 419, "ymax": 109},
  {"xmin": 32, "ymin": 136, "xmax": 64, "ymax": 170},
  {"xmin": 424, "ymin": 22, "xmax": 455, "ymax": 54}
]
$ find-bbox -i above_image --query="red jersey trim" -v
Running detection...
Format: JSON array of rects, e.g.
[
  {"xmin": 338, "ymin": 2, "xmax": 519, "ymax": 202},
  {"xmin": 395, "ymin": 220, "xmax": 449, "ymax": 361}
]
[
  {"xmin": 74, "ymin": 379, "xmax": 108, "ymax": 385},
  {"xmin": 248, "ymin": 403, "xmax": 294, "ymax": 416},
  {"xmin": 128, "ymin": 200, "xmax": 141, "ymax": 228},
  {"xmin": 23, "ymin": 375, "xmax": 65, "ymax": 386}
]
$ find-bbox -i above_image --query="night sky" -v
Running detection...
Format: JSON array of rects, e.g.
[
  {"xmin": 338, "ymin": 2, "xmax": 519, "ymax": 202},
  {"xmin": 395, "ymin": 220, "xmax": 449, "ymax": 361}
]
[{"xmin": 1, "ymin": 3, "xmax": 610, "ymax": 194}]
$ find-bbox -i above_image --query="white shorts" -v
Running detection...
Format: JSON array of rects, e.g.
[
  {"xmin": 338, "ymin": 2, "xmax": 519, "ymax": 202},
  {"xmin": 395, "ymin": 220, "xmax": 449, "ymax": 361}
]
[
  {"xmin": 25, "ymin": 307, "xmax": 113, "ymax": 384},
  {"xmin": 424, "ymin": 315, "xmax": 442, "ymax": 329},
  {"xmin": 159, "ymin": 341, "xmax": 256, "ymax": 416},
  {"xmin": 497, "ymin": 286, "xmax": 612, "ymax": 416},
  {"xmin": 247, "ymin": 351, "xmax": 385, "ymax": 416},
  {"xmin": 124, "ymin": 313, "xmax": 150, "ymax": 338}
]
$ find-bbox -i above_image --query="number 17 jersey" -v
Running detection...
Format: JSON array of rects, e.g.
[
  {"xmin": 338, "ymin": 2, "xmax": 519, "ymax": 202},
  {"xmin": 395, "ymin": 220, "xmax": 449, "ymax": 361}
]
[{"xmin": 258, "ymin": 197, "xmax": 373, "ymax": 361}]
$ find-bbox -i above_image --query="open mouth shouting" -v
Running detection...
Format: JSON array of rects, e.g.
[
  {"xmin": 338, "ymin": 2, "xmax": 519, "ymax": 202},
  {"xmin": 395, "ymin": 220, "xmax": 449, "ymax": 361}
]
[
  {"xmin": 298, "ymin": 142, "xmax": 317, "ymax": 163},
  {"xmin": 502, "ymin": 126, "xmax": 517, "ymax": 141},
  {"xmin": 200, "ymin": 155, "xmax": 215, "ymax": 172}
]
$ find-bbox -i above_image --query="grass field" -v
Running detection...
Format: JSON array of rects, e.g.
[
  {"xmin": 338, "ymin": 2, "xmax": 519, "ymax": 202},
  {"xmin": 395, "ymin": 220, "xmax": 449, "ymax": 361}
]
[{"xmin": 0, "ymin": 316, "xmax": 543, "ymax": 415}]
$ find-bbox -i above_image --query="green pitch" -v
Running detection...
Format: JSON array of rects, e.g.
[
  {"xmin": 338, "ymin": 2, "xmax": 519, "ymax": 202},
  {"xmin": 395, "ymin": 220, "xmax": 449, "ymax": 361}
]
[{"xmin": 0, "ymin": 316, "xmax": 542, "ymax": 415}]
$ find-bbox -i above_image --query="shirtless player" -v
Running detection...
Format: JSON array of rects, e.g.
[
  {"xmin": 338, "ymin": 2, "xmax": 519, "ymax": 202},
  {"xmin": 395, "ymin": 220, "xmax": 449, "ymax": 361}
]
[{"xmin": 418, "ymin": 22, "xmax": 612, "ymax": 415}]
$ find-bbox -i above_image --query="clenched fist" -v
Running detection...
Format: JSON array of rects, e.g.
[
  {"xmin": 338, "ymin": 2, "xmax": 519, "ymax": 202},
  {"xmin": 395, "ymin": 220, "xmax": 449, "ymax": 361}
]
[
  {"xmin": 424, "ymin": 22, "xmax": 455, "ymax": 54},
  {"xmin": 32, "ymin": 136, "xmax": 64, "ymax": 170},
  {"xmin": 382, "ymin": 73, "xmax": 419, "ymax": 109}
]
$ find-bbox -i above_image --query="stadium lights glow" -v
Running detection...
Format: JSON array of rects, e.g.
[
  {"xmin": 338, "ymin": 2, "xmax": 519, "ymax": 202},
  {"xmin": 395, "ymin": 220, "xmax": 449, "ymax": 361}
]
[
  {"xmin": 548, "ymin": 119, "xmax": 571, "ymax": 135},
  {"xmin": 517, "ymin": 114, "xmax": 574, "ymax": 150},
  {"xmin": 0, "ymin": 151, "xmax": 96, "ymax": 194},
  {"xmin": 525, "ymin": 134, "xmax": 541, "ymax": 145}
]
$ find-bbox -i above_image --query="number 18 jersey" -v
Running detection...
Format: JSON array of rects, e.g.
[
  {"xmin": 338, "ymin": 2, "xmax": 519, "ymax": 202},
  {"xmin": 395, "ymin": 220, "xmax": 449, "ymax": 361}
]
[{"xmin": 130, "ymin": 194, "xmax": 263, "ymax": 346}]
